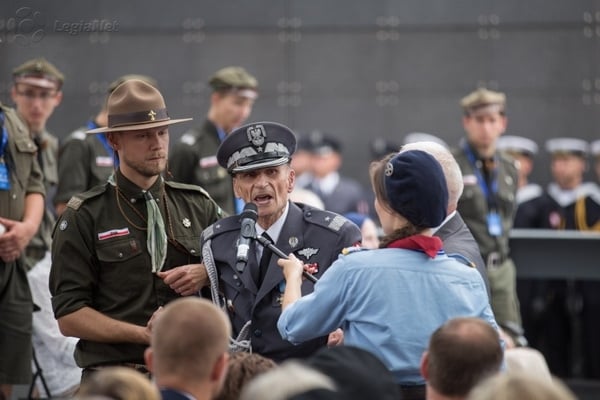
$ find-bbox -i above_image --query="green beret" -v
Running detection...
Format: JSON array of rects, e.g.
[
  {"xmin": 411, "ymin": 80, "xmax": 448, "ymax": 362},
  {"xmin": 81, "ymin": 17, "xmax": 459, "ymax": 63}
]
[
  {"xmin": 13, "ymin": 58, "xmax": 65, "ymax": 89},
  {"xmin": 209, "ymin": 66, "xmax": 258, "ymax": 97},
  {"xmin": 460, "ymin": 88, "xmax": 506, "ymax": 115}
]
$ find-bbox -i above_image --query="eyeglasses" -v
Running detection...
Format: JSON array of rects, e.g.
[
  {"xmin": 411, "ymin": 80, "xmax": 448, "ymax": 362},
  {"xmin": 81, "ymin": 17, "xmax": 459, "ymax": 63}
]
[{"xmin": 15, "ymin": 89, "xmax": 59, "ymax": 102}]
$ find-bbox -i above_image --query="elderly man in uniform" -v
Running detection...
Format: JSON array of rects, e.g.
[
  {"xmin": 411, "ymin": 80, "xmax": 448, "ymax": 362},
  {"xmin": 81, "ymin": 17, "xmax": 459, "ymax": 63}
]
[
  {"xmin": 0, "ymin": 100, "xmax": 45, "ymax": 399},
  {"xmin": 170, "ymin": 66, "xmax": 258, "ymax": 215},
  {"xmin": 451, "ymin": 88, "xmax": 523, "ymax": 337},
  {"xmin": 200, "ymin": 121, "xmax": 361, "ymax": 362},
  {"xmin": 11, "ymin": 58, "xmax": 63, "ymax": 270},
  {"xmin": 55, "ymin": 74, "xmax": 158, "ymax": 216},
  {"xmin": 50, "ymin": 79, "xmax": 223, "ymax": 381}
]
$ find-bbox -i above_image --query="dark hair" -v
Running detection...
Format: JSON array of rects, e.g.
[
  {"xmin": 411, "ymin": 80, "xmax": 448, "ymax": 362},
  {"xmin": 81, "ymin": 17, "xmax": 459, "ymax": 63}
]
[
  {"xmin": 369, "ymin": 153, "xmax": 423, "ymax": 248},
  {"xmin": 215, "ymin": 352, "xmax": 277, "ymax": 400},
  {"xmin": 427, "ymin": 318, "xmax": 503, "ymax": 397}
]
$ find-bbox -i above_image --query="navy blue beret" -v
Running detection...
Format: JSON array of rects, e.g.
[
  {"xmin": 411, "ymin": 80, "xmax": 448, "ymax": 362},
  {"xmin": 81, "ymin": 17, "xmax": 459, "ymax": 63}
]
[
  {"xmin": 384, "ymin": 150, "xmax": 448, "ymax": 228},
  {"xmin": 217, "ymin": 121, "xmax": 297, "ymax": 173}
]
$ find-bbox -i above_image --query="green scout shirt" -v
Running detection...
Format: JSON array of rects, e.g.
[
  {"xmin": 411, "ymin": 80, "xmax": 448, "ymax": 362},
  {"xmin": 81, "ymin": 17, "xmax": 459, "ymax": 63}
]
[
  {"xmin": 55, "ymin": 127, "xmax": 114, "ymax": 205},
  {"xmin": 49, "ymin": 170, "xmax": 223, "ymax": 368},
  {"xmin": 169, "ymin": 119, "xmax": 235, "ymax": 214},
  {"xmin": 452, "ymin": 146, "xmax": 518, "ymax": 262}
]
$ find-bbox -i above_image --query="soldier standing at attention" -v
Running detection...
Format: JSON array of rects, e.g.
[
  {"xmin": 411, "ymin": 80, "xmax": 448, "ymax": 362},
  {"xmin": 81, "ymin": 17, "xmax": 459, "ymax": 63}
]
[
  {"xmin": 50, "ymin": 79, "xmax": 223, "ymax": 381},
  {"xmin": 451, "ymin": 88, "xmax": 522, "ymax": 335},
  {"xmin": 11, "ymin": 58, "xmax": 63, "ymax": 269},
  {"xmin": 169, "ymin": 66, "xmax": 258, "ymax": 215}
]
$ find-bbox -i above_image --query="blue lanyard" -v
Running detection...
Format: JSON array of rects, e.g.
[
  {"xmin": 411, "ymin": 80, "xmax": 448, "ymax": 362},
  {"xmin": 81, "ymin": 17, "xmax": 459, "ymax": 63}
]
[
  {"xmin": 87, "ymin": 120, "xmax": 114, "ymax": 159},
  {"xmin": 0, "ymin": 112, "xmax": 7, "ymax": 158},
  {"xmin": 463, "ymin": 143, "xmax": 498, "ymax": 208},
  {"xmin": 216, "ymin": 126, "xmax": 227, "ymax": 142}
]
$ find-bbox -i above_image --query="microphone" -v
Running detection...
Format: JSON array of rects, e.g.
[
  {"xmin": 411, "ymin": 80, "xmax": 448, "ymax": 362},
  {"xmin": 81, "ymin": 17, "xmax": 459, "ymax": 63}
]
[{"xmin": 236, "ymin": 203, "xmax": 258, "ymax": 273}]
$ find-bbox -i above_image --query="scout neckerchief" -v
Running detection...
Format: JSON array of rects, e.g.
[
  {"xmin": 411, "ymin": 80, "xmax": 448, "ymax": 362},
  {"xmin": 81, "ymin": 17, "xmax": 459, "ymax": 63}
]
[
  {"xmin": 386, "ymin": 235, "xmax": 443, "ymax": 258},
  {"xmin": 463, "ymin": 142, "xmax": 502, "ymax": 236},
  {"xmin": 0, "ymin": 111, "xmax": 10, "ymax": 190}
]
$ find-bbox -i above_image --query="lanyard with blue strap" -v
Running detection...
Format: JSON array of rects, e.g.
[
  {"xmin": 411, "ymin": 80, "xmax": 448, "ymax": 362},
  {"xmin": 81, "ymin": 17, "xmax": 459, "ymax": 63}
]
[
  {"xmin": 218, "ymin": 125, "xmax": 245, "ymax": 214},
  {"xmin": 0, "ymin": 111, "xmax": 10, "ymax": 190},
  {"xmin": 463, "ymin": 142, "xmax": 502, "ymax": 236},
  {"xmin": 87, "ymin": 120, "xmax": 118, "ymax": 167}
]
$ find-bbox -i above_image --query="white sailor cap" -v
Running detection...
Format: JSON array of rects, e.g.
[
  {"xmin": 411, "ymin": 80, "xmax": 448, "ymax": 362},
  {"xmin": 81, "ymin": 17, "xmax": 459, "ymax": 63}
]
[
  {"xmin": 497, "ymin": 135, "xmax": 539, "ymax": 157},
  {"xmin": 591, "ymin": 139, "xmax": 600, "ymax": 158},
  {"xmin": 402, "ymin": 132, "xmax": 448, "ymax": 148},
  {"xmin": 545, "ymin": 137, "xmax": 589, "ymax": 157}
]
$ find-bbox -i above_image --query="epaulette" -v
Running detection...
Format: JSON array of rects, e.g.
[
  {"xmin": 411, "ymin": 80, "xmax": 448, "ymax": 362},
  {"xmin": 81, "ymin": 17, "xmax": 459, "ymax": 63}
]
[
  {"xmin": 165, "ymin": 180, "xmax": 212, "ymax": 199},
  {"xmin": 341, "ymin": 245, "xmax": 369, "ymax": 256},
  {"xmin": 447, "ymin": 253, "xmax": 476, "ymax": 268},
  {"xmin": 302, "ymin": 207, "xmax": 351, "ymax": 233},
  {"xmin": 201, "ymin": 215, "xmax": 240, "ymax": 241},
  {"xmin": 180, "ymin": 132, "xmax": 197, "ymax": 146},
  {"xmin": 66, "ymin": 184, "xmax": 107, "ymax": 210}
]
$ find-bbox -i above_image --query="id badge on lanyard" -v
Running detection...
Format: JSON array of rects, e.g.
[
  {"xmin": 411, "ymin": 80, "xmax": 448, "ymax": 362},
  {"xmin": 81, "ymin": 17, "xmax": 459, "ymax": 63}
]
[
  {"xmin": 487, "ymin": 211, "xmax": 502, "ymax": 236},
  {"xmin": 0, "ymin": 112, "xmax": 10, "ymax": 191}
]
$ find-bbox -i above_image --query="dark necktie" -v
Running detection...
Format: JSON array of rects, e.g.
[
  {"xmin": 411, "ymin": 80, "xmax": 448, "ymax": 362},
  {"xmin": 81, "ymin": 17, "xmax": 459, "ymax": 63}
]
[
  {"xmin": 258, "ymin": 232, "xmax": 273, "ymax": 285},
  {"xmin": 33, "ymin": 136, "xmax": 44, "ymax": 173}
]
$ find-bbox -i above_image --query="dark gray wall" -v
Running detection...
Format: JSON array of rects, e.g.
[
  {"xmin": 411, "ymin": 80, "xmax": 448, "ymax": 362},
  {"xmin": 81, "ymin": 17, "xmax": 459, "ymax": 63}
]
[{"xmin": 2, "ymin": 0, "xmax": 599, "ymax": 188}]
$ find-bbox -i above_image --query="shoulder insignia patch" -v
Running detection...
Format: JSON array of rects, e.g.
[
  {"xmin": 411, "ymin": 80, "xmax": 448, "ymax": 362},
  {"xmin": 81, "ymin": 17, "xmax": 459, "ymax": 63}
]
[
  {"xmin": 328, "ymin": 215, "xmax": 346, "ymax": 232},
  {"xmin": 66, "ymin": 196, "xmax": 84, "ymax": 210},
  {"xmin": 341, "ymin": 245, "xmax": 368, "ymax": 255},
  {"xmin": 165, "ymin": 180, "xmax": 212, "ymax": 199},
  {"xmin": 201, "ymin": 216, "xmax": 238, "ymax": 241}
]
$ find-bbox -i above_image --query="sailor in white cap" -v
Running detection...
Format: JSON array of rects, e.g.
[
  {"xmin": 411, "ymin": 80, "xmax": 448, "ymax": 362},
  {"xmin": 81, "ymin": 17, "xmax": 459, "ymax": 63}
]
[
  {"xmin": 497, "ymin": 135, "xmax": 541, "ymax": 205},
  {"xmin": 591, "ymin": 139, "xmax": 600, "ymax": 184}
]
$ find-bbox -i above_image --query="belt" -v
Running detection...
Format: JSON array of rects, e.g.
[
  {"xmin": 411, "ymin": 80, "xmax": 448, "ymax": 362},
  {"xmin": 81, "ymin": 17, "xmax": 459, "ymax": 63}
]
[{"xmin": 485, "ymin": 252, "xmax": 507, "ymax": 270}]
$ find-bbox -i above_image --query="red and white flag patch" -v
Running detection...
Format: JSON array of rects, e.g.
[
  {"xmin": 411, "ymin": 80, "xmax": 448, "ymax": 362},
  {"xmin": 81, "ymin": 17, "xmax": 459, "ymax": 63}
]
[{"xmin": 98, "ymin": 227, "xmax": 130, "ymax": 241}]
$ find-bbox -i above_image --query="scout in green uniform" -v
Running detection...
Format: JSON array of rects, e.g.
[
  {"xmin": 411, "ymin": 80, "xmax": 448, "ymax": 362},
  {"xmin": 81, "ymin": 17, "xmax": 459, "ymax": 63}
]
[
  {"xmin": 50, "ymin": 79, "xmax": 223, "ymax": 380},
  {"xmin": 169, "ymin": 66, "xmax": 258, "ymax": 215},
  {"xmin": 11, "ymin": 58, "xmax": 64, "ymax": 269},
  {"xmin": 0, "ymin": 102, "xmax": 45, "ymax": 399},
  {"xmin": 54, "ymin": 74, "xmax": 158, "ymax": 216},
  {"xmin": 452, "ymin": 88, "xmax": 522, "ymax": 331}
]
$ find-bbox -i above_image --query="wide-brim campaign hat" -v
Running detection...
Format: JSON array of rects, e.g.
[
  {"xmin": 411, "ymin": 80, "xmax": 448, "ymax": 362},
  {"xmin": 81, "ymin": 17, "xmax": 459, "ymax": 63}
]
[{"xmin": 86, "ymin": 79, "xmax": 192, "ymax": 134}]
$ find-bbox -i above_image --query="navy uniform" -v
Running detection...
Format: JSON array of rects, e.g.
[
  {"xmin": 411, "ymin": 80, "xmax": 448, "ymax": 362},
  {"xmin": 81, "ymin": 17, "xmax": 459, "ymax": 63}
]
[
  {"xmin": 50, "ymin": 79, "xmax": 223, "ymax": 372},
  {"xmin": 0, "ymin": 103, "xmax": 45, "ymax": 385},
  {"xmin": 201, "ymin": 122, "xmax": 361, "ymax": 362},
  {"xmin": 169, "ymin": 67, "xmax": 258, "ymax": 215},
  {"xmin": 452, "ymin": 89, "xmax": 521, "ymax": 329},
  {"xmin": 12, "ymin": 58, "xmax": 63, "ymax": 268}
]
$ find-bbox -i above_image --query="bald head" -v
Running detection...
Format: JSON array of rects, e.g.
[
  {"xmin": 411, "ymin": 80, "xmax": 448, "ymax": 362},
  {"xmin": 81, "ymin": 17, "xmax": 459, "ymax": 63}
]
[
  {"xmin": 150, "ymin": 297, "xmax": 231, "ymax": 382},
  {"xmin": 401, "ymin": 141, "xmax": 464, "ymax": 212}
]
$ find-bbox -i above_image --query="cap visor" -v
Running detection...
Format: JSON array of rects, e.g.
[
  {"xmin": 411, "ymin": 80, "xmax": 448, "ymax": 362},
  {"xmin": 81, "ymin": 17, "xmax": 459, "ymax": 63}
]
[{"xmin": 231, "ymin": 157, "xmax": 289, "ymax": 173}]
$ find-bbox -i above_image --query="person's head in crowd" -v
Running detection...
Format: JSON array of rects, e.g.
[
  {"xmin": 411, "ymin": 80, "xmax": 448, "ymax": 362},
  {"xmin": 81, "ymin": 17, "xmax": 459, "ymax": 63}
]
[
  {"xmin": 504, "ymin": 347, "xmax": 552, "ymax": 383},
  {"xmin": 290, "ymin": 188, "xmax": 325, "ymax": 210},
  {"xmin": 207, "ymin": 66, "xmax": 258, "ymax": 134},
  {"xmin": 545, "ymin": 138, "xmax": 589, "ymax": 190},
  {"xmin": 400, "ymin": 141, "xmax": 463, "ymax": 215},
  {"xmin": 344, "ymin": 212, "xmax": 380, "ymax": 249},
  {"xmin": 403, "ymin": 132, "xmax": 448, "ymax": 148},
  {"xmin": 94, "ymin": 74, "xmax": 159, "ymax": 127},
  {"xmin": 592, "ymin": 139, "xmax": 600, "ymax": 183},
  {"xmin": 420, "ymin": 317, "xmax": 503, "ymax": 400},
  {"xmin": 461, "ymin": 88, "xmax": 507, "ymax": 158},
  {"xmin": 370, "ymin": 137, "xmax": 400, "ymax": 162},
  {"xmin": 369, "ymin": 150, "xmax": 448, "ymax": 246},
  {"xmin": 291, "ymin": 133, "xmax": 315, "ymax": 177},
  {"xmin": 11, "ymin": 57, "xmax": 64, "ymax": 133},
  {"xmin": 309, "ymin": 131, "xmax": 343, "ymax": 179},
  {"xmin": 217, "ymin": 121, "xmax": 297, "ymax": 229},
  {"xmin": 77, "ymin": 367, "xmax": 161, "ymax": 400},
  {"xmin": 467, "ymin": 373, "xmax": 576, "ymax": 400},
  {"xmin": 215, "ymin": 352, "xmax": 277, "ymax": 400},
  {"xmin": 305, "ymin": 346, "xmax": 401, "ymax": 400},
  {"xmin": 239, "ymin": 361, "xmax": 337, "ymax": 400},
  {"xmin": 86, "ymin": 79, "xmax": 192, "ymax": 189},
  {"xmin": 497, "ymin": 135, "xmax": 539, "ymax": 188},
  {"xmin": 144, "ymin": 297, "xmax": 231, "ymax": 400}
]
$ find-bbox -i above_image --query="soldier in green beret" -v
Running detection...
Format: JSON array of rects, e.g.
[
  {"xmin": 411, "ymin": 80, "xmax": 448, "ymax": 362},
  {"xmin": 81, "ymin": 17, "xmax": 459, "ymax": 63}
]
[
  {"xmin": 50, "ymin": 79, "xmax": 223, "ymax": 381},
  {"xmin": 170, "ymin": 66, "xmax": 258, "ymax": 215},
  {"xmin": 451, "ymin": 88, "xmax": 524, "ymax": 341},
  {"xmin": 11, "ymin": 58, "xmax": 64, "ymax": 270}
]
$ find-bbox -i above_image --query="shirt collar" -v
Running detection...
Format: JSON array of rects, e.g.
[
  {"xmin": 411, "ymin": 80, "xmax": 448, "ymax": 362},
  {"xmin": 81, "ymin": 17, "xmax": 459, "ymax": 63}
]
[{"xmin": 255, "ymin": 201, "xmax": 290, "ymax": 245}]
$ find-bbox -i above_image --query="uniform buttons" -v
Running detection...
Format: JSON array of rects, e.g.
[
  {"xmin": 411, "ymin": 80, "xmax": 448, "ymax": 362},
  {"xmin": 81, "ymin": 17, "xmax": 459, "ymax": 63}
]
[
  {"xmin": 130, "ymin": 198, "xmax": 136, "ymax": 203},
  {"xmin": 236, "ymin": 281, "xmax": 241, "ymax": 287},
  {"xmin": 306, "ymin": 211, "xmax": 312, "ymax": 217},
  {"xmin": 118, "ymin": 252, "xmax": 123, "ymax": 258},
  {"xmin": 233, "ymin": 274, "xmax": 239, "ymax": 280},
  {"xmin": 12, "ymin": 194, "xmax": 17, "ymax": 199},
  {"xmin": 190, "ymin": 249, "xmax": 196, "ymax": 254},
  {"xmin": 253, "ymin": 329, "xmax": 262, "ymax": 337}
]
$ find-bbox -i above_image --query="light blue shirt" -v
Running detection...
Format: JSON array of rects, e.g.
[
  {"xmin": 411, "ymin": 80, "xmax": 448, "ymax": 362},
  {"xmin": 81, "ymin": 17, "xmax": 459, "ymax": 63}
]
[{"xmin": 278, "ymin": 247, "xmax": 498, "ymax": 385}]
